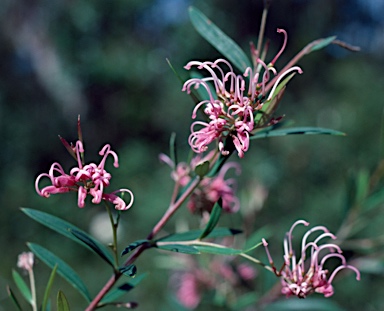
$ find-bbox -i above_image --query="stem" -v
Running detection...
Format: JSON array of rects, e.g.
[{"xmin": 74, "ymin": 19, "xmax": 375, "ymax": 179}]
[
  {"xmin": 85, "ymin": 176, "xmax": 201, "ymax": 310},
  {"xmin": 105, "ymin": 202, "xmax": 119, "ymax": 267},
  {"xmin": 28, "ymin": 268, "xmax": 37, "ymax": 311}
]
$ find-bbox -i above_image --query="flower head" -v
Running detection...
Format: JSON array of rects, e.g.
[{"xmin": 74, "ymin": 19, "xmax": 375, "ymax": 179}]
[
  {"xmin": 183, "ymin": 29, "xmax": 302, "ymax": 158},
  {"xmin": 263, "ymin": 220, "xmax": 360, "ymax": 298},
  {"xmin": 36, "ymin": 135, "xmax": 134, "ymax": 210},
  {"xmin": 17, "ymin": 252, "xmax": 34, "ymax": 271}
]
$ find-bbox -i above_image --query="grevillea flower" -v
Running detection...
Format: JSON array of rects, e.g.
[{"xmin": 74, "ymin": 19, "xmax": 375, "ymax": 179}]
[
  {"xmin": 263, "ymin": 220, "xmax": 360, "ymax": 298},
  {"xmin": 159, "ymin": 153, "xmax": 241, "ymax": 214},
  {"xmin": 35, "ymin": 140, "xmax": 134, "ymax": 210},
  {"xmin": 183, "ymin": 29, "xmax": 302, "ymax": 158},
  {"xmin": 17, "ymin": 252, "xmax": 34, "ymax": 271}
]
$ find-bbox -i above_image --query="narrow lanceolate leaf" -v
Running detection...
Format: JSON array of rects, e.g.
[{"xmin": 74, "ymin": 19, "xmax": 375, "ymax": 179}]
[
  {"xmin": 121, "ymin": 240, "xmax": 150, "ymax": 257},
  {"xmin": 198, "ymin": 198, "xmax": 222, "ymax": 240},
  {"xmin": 12, "ymin": 269, "xmax": 32, "ymax": 304},
  {"xmin": 7, "ymin": 286, "xmax": 23, "ymax": 311},
  {"xmin": 101, "ymin": 274, "xmax": 147, "ymax": 304},
  {"xmin": 57, "ymin": 291, "xmax": 70, "ymax": 311},
  {"xmin": 69, "ymin": 228, "xmax": 114, "ymax": 267},
  {"xmin": 195, "ymin": 245, "xmax": 243, "ymax": 255},
  {"xmin": 156, "ymin": 244, "xmax": 200, "ymax": 254},
  {"xmin": 42, "ymin": 265, "xmax": 58, "ymax": 311},
  {"xmin": 27, "ymin": 243, "xmax": 91, "ymax": 302},
  {"xmin": 22, "ymin": 208, "xmax": 114, "ymax": 266},
  {"xmin": 158, "ymin": 228, "xmax": 242, "ymax": 242},
  {"xmin": 194, "ymin": 161, "xmax": 210, "ymax": 178},
  {"xmin": 309, "ymin": 36, "xmax": 337, "ymax": 52},
  {"xmin": 189, "ymin": 7, "xmax": 252, "ymax": 72},
  {"xmin": 251, "ymin": 127, "xmax": 345, "ymax": 140}
]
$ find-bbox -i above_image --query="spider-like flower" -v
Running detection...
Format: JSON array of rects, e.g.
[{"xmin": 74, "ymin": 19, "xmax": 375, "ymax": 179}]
[
  {"xmin": 183, "ymin": 29, "xmax": 302, "ymax": 158},
  {"xmin": 263, "ymin": 220, "xmax": 360, "ymax": 298},
  {"xmin": 35, "ymin": 140, "xmax": 134, "ymax": 210}
]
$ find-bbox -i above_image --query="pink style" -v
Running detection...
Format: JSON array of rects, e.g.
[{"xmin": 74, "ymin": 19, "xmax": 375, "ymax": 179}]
[
  {"xmin": 35, "ymin": 140, "xmax": 134, "ymax": 211},
  {"xmin": 263, "ymin": 220, "xmax": 360, "ymax": 298},
  {"xmin": 182, "ymin": 29, "xmax": 302, "ymax": 158}
]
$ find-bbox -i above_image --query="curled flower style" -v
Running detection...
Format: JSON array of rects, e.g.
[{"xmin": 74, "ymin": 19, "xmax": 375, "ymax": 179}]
[
  {"xmin": 35, "ymin": 140, "xmax": 134, "ymax": 210},
  {"xmin": 183, "ymin": 29, "xmax": 303, "ymax": 158},
  {"xmin": 263, "ymin": 220, "xmax": 360, "ymax": 299}
]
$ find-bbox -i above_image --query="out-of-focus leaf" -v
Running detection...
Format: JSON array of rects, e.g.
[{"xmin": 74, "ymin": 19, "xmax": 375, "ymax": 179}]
[
  {"xmin": 363, "ymin": 189, "xmax": 384, "ymax": 211},
  {"xmin": 119, "ymin": 264, "xmax": 137, "ymax": 278},
  {"xmin": 195, "ymin": 160, "xmax": 210, "ymax": 178},
  {"xmin": 156, "ymin": 244, "xmax": 200, "ymax": 254},
  {"xmin": 121, "ymin": 240, "xmax": 150, "ymax": 257},
  {"xmin": 309, "ymin": 36, "xmax": 337, "ymax": 52},
  {"xmin": 354, "ymin": 258, "xmax": 384, "ymax": 275},
  {"xmin": 101, "ymin": 274, "xmax": 147, "ymax": 304},
  {"xmin": 22, "ymin": 208, "xmax": 114, "ymax": 265},
  {"xmin": 69, "ymin": 228, "xmax": 114, "ymax": 267},
  {"xmin": 158, "ymin": 228, "xmax": 242, "ymax": 242},
  {"xmin": 195, "ymin": 245, "xmax": 243, "ymax": 255},
  {"xmin": 251, "ymin": 127, "xmax": 345, "ymax": 140},
  {"xmin": 198, "ymin": 198, "xmax": 222, "ymax": 240},
  {"xmin": 27, "ymin": 243, "xmax": 91, "ymax": 302},
  {"xmin": 230, "ymin": 292, "xmax": 259, "ymax": 310},
  {"xmin": 169, "ymin": 132, "xmax": 177, "ymax": 167},
  {"xmin": 263, "ymin": 298, "xmax": 345, "ymax": 311},
  {"xmin": 189, "ymin": 7, "xmax": 252, "ymax": 72},
  {"xmin": 57, "ymin": 291, "xmax": 70, "ymax": 311},
  {"xmin": 42, "ymin": 265, "xmax": 58, "ymax": 311},
  {"xmin": 12, "ymin": 270, "xmax": 32, "ymax": 304},
  {"xmin": 6, "ymin": 286, "xmax": 22, "ymax": 311}
]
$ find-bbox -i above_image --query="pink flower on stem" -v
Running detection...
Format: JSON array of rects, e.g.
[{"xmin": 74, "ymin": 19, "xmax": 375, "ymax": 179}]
[
  {"xmin": 263, "ymin": 220, "xmax": 360, "ymax": 298},
  {"xmin": 36, "ymin": 139, "xmax": 134, "ymax": 210},
  {"xmin": 188, "ymin": 162, "xmax": 241, "ymax": 214},
  {"xmin": 183, "ymin": 29, "xmax": 302, "ymax": 158},
  {"xmin": 17, "ymin": 252, "xmax": 34, "ymax": 271}
]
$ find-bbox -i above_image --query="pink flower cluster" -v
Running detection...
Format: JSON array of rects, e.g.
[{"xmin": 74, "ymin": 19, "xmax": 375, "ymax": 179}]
[
  {"xmin": 159, "ymin": 153, "xmax": 240, "ymax": 213},
  {"xmin": 35, "ymin": 140, "xmax": 134, "ymax": 210},
  {"xmin": 263, "ymin": 220, "xmax": 360, "ymax": 298},
  {"xmin": 17, "ymin": 252, "xmax": 34, "ymax": 271},
  {"xmin": 182, "ymin": 29, "xmax": 302, "ymax": 158}
]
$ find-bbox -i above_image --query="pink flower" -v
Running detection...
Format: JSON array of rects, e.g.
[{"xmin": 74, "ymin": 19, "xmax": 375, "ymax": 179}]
[
  {"xmin": 188, "ymin": 162, "xmax": 241, "ymax": 214},
  {"xmin": 36, "ymin": 140, "xmax": 134, "ymax": 210},
  {"xmin": 176, "ymin": 272, "xmax": 202, "ymax": 309},
  {"xmin": 183, "ymin": 30, "xmax": 302, "ymax": 158},
  {"xmin": 263, "ymin": 220, "xmax": 360, "ymax": 298},
  {"xmin": 17, "ymin": 252, "xmax": 34, "ymax": 271}
]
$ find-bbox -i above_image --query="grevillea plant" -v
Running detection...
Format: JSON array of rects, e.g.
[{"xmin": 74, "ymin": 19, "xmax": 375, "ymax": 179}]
[{"xmin": 8, "ymin": 3, "xmax": 369, "ymax": 311}]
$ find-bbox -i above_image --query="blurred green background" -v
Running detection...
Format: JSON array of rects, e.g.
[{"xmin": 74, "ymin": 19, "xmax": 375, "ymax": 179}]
[{"xmin": 0, "ymin": 0, "xmax": 383, "ymax": 310}]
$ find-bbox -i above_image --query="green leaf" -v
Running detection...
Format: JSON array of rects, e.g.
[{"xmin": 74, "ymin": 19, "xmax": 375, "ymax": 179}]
[
  {"xmin": 265, "ymin": 73, "xmax": 296, "ymax": 103},
  {"xmin": 230, "ymin": 292, "xmax": 259, "ymax": 310},
  {"xmin": 12, "ymin": 269, "xmax": 32, "ymax": 304},
  {"xmin": 309, "ymin": 36, "xmax": 337, "ymax": 52},
  {"xmin": 57, "ymin": 291, "xmax": 70, "ymax": 311},
  {"xmin": 121, "ymin": 240, "xmax": 150, "ymax": 256},
  {"xmin": 189, "ymin": 7, "xmax": 252, "ymax": 72},
  {"xmin": 199, "ymin": 199, "xmax": 223, "ymax": 240},
  {"xmin": 156, "ymin": 244, "xmax": 200, "ymax": 254},
  {"xmin": 69, "ymin": 228, "xmax": 114, "ymax": 267},
  {"xmin": 158, "ymin": 227, "xmax": 242, "ymax": 242},
  {"xmin": 251, "ymin": 127, "xmax": 345, "ymax": 140},
  {"xmin": 263, "ymin": 298, "xmax": 345, "ymax": 311},
  {"xmin": 195, "ymin": 245, "xmax": 243, "ymax": 255},
  {"xmin": 101, "ymin": 274, "xmax": 147, "ymax": 304},
  {"xmin": 244, "ymin": 226, "xmax": 272, "ymax": 252},
  {"xmin": 119, "ymin": 264, "xmax": 137, "ymax": 278},
  {"xmin": 363, "ymin": 188, "xmax": 384, "ymax": 211},
  {"xmin": 22, "ymin": 208, "xmax": 114, "ymax": 266},
  {"xmin": 27, "ymin": 243, "xmax": 91, "ymax": 302},
  {"xmin": 194, "ymin": 160, "xmax": 210, "ymax": 178},
  {"xmin": 6, "ymin": 286, "xmax": 22, "ymax": 311},
  {"xmin": 169, "ymin": 132, "xmax": 178, "ymax": 167},
  {"xmin": 42, "ymin": 265, "xmax": 58, "ymax": 311}
]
